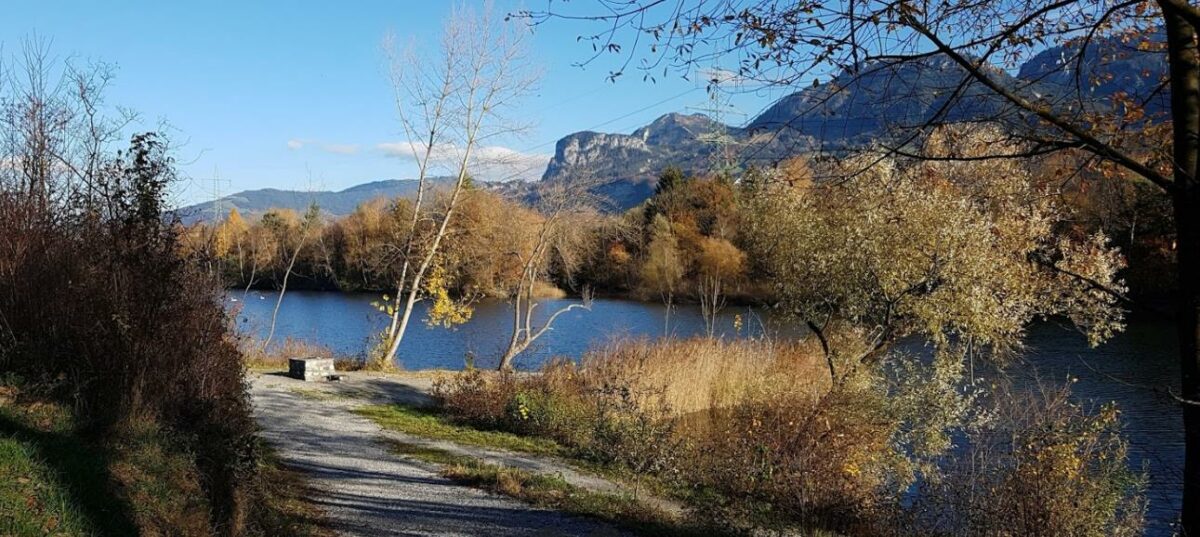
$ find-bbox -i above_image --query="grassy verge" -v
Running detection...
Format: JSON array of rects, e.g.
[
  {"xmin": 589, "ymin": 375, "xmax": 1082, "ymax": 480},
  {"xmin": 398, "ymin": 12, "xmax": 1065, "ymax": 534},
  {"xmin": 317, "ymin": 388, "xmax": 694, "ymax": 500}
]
[
  {"xmin": 246, "ymin": 449, "xmax": 336, "ymax": 537},
  {"xmin": 0, "ymin": 382, "xmax": 332, "ymax": 537},
  {"xmin": 355, "ymin": 404, "xmax": 563, "ymax": 457},
  {"xmin": 387, "ymin": 440, "xmax": 721, "ymax": 537},
  {"xmin": 0, "ymin": 435, "xmax": 96, "ymax": 536},
  {"xmin": 0, "ymin": 390, "xmax": 137, "ymax": 536},
  {"xmin": 356, "ymin": 403, "xmax": 691, "ymax": 503}
]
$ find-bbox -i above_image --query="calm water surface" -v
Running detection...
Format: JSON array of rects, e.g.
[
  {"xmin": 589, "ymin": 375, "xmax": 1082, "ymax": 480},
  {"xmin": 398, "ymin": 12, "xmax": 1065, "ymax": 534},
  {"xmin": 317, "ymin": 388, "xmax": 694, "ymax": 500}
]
[{"xmin": 231, "ymin": 290, "xmax": 1182, "ymax": 535}]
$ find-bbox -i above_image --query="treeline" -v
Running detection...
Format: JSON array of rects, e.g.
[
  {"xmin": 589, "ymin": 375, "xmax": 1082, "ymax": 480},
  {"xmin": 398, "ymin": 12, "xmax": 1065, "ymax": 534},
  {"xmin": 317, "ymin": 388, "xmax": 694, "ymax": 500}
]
[
  {"xmin": 185, "ymin": 169, "xmax": 759, "ymax": 306},
  {"xmin": 187, "ymin": 143, "xmax": 1175, "ymax": 312}
]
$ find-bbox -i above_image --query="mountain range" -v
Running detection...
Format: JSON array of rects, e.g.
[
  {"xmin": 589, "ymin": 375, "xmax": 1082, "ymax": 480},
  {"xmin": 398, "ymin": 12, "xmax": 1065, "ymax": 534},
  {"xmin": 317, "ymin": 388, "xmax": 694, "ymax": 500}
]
[{"xmin": 181, "ymin": 33, "xmax": 1168, "ymax": 221}]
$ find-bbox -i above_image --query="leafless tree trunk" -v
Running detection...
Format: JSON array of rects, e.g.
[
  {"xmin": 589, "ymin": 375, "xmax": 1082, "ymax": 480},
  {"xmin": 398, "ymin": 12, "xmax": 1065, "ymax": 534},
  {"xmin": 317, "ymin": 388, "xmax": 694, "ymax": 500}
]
[
  {"xmin": 498, "ymin": 181, "xmax": 599, "ymax": 370},
  {"xmin": 375, "ymin": 3, "xmax": 537, "ymax": 369},
  {"xmin": 698, "ymin": 274, "xmax": 724, "ymax": 338},
  {"xmin": 262, "ymin": 203, "xmax": 320, "ymax": 352}
]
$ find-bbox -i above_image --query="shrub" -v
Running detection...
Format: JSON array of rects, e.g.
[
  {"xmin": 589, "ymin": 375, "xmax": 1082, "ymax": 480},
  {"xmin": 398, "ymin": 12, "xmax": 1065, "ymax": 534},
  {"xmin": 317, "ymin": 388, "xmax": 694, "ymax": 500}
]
[
  {"xmin": 0, "ymin": 133, "xmax": 271, "ymax": 534},
  {"xmin": 910, "ymin": 384, "xmax": 1146, "ymax": 537},
  {"xmin": 434, "ymin": 357, "xmax": 681, "ymax": 477},
  {"xmin": 683, "ymin": 373, "xmax": 907, "ymax": 533},
  {"xmin": 579, "ymin": 382, "xmax": 679, "ymax": 480},
  {"xmin": 433, "ymin": 368, "xmax": 521, "ymax": 429}
]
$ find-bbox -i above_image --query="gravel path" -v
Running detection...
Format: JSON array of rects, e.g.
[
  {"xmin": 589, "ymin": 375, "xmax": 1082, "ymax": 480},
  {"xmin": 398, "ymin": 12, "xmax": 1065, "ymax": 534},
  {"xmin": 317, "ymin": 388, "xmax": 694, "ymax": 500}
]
[{"xmin": 251, "ymin": 373, "xmax": 626, "ymax": 537}]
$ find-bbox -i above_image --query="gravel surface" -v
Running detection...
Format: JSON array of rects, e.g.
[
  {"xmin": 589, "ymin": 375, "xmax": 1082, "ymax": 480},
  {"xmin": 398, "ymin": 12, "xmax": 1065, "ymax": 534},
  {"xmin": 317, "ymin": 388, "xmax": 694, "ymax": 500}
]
[{"xmin": 251, "ymin": 373, "xmax": 626, "ymax": 537}]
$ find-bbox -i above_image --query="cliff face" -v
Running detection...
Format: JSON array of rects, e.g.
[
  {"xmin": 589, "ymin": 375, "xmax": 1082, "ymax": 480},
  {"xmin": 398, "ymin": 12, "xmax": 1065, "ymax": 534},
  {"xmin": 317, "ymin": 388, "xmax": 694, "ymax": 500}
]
[
  {"xmin": 541, "ymin": 113, "xmax": 720, "ymax": 183},
  {"xmin": 537, "ymin": 113, "xmax": 725, "ymax": 210}
]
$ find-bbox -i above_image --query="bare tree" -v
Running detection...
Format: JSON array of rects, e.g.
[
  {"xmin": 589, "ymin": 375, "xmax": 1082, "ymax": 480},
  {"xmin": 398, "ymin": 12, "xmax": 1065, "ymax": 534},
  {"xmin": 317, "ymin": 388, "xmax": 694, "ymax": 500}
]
[
  {"xmin": 375, "ymin": 2, "xmax": 538, "ymax": 369},
  {"xmin": 1, "ymin": 38, "xmax": 135, "ymax": 211},
  {"xmin": 497, "ymin": 180, "xmax": 598, "ymax": 370},
  {"xmin": 524, "ymin": 1, "xmax": 1200, "ymax": 530},
  {"xmin": 261, "ymin": 202, "xmax": 320, "ymax": 352}
]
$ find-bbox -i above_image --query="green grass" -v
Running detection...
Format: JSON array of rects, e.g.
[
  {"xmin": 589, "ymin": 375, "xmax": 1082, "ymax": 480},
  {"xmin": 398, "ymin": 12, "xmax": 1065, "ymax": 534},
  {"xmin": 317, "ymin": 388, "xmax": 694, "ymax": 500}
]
[
  {"xmin": 0, "ymin": 396, "xmax": 133, "ymax": 537},
  {"xmin": 358, "ymin": 402, "xmax": 694, "ymax": 511},
  {"xmin": 0, "ymin": 436, "xmax": 96, "ymax": 536},
  {"xmin": 355, "ymin": 404, "xmax": 564, "ymax": 456},
  {"xmin": 386, "ymin": 440, "xmax": 722, "ymax": 537}
]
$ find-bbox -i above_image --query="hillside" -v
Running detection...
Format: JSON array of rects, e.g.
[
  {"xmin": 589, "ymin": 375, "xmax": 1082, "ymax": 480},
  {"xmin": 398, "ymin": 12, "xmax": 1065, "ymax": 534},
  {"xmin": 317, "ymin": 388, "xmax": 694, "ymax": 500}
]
[{"xmin": 177, "ymin": 178, "xmax": 454, "ymax": 223}]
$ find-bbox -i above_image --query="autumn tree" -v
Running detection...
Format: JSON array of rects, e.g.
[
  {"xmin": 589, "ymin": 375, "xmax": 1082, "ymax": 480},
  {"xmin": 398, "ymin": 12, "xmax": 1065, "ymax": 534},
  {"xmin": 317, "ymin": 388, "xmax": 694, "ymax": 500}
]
[
  {"xmin": 695, "ymin": 236, "xmax": 746, "ymax": 337},
  {"xmin": 376, "ymin": 3, "xmax": 538, "ymax": 368},
  {"xmin": 744, "ymin": 127, "xmax": 1126, "ymax": 382},
  {"xmin": 261, "ymin": 203, "xmax": 321, "ymax": 351},
  {"xmin": 640, "ymin": 214, "xmax": 685, "ymax": 333}
]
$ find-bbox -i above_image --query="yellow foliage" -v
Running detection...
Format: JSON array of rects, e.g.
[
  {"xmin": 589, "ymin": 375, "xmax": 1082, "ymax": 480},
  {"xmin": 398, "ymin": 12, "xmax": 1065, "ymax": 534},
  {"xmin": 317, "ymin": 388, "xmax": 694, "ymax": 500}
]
[{"xmin": 423, "ymin": 265, "xmax": 473, "ymax": 328}]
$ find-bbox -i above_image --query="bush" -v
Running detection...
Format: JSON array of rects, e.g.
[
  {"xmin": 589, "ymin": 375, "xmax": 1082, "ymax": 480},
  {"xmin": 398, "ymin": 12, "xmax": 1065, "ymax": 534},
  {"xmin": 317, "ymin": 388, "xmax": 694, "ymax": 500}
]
[
  {"xmin": 910, "ymin": 384, "xmax": 1146, "ymax": 537},
  {"xmin": 580, "ymin": 381, "xmax": 679, "ymax": 481},
  {"xmin": 0, "ymin": 133, "xmax": 276, "ymax": 534},
  {"xmin": 433, "ymin": 368, "xmax": 522, "ymax": 429},
  {"xmin": 685, "ymin": 377, "xmax": 908, "ymax": 533},
  {"xmin": 434, "ymin": 358, "xmax": 680, "ymax": 476}
]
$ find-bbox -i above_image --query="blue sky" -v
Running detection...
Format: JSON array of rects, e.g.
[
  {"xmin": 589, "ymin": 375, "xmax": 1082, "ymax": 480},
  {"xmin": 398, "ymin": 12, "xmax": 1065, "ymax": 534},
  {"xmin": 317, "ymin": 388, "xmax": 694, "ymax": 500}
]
[{"xmin": 2, "ymin": 1, "xmax": 785, "ymax": 205}]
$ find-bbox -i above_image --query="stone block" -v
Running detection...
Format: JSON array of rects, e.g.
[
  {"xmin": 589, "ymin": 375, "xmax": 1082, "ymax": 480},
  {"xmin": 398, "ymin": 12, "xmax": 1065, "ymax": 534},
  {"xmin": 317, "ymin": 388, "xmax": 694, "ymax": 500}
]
[{"xmin": 288, "ymin": 357, "xmax": 335, "ymax": 382}]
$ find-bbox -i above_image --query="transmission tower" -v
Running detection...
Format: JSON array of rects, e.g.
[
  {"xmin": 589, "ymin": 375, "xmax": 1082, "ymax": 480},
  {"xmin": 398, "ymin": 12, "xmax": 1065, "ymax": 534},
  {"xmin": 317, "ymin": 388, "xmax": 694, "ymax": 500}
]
[
  {"xmin": 687, "ymin": 68, "xmax": 746, "ymax": 181},
  {"xmin": 205, "ymin": 165, "xmax": 231, "ymax": 222}
]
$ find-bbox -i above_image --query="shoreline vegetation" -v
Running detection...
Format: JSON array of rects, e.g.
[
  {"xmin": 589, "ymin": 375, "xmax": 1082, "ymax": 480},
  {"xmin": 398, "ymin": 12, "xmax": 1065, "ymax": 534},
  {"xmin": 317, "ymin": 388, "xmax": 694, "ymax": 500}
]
[
  {"xmin": 432, "ymin": 339, "xmax": 1146, "ymax": 536},
  {"xmin": 278, "ymin": 337, "xmax": 1145, "ymax": 536}
]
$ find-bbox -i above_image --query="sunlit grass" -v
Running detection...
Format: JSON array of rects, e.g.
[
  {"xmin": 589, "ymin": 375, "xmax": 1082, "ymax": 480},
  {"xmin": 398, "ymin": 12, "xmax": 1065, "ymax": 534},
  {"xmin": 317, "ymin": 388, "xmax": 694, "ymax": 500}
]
[
  {"xmin": 0, "ymin": 437, "xmax": 95, "ymax": 536},
  {"xmin": 355, "ymin": 404, "xmax": 564, "ymax": 457}
]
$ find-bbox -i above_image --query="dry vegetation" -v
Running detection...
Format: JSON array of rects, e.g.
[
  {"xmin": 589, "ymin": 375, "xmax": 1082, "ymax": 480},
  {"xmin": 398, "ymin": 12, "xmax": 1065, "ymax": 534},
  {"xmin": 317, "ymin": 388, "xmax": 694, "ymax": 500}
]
[
  {"xmin": 240, "ymin": 337, "xmax": 364, "ymax": 372},
  {"xmin": 433, "ymin": 338, "xmax": 1146, "ymax": 536},
  {"xmin": 576, "ymin": 338, "xmax": 829, "ymax": 416}
]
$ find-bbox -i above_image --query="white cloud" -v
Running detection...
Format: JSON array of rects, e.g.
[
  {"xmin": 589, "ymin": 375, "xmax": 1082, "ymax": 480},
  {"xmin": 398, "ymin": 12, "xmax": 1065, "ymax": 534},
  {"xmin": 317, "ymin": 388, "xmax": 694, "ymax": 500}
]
[
  {"xmin": 321, "ymin": 143, "xmax": 360, "ymax": 155},
  {"xmin": 377, "ymin": 141, "xmax": 550, "ymax": 182},
  {"xmin": 286, "ymin": 139, "xmax": 305, "ymax": 150}
]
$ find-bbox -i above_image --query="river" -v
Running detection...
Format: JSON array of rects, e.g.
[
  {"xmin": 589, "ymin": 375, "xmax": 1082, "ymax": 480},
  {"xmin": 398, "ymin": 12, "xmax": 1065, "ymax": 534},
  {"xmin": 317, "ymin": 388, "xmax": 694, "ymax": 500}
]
[{"xmin": 230, "ymin": 290, "xmax": 1182, "ymax": 535}]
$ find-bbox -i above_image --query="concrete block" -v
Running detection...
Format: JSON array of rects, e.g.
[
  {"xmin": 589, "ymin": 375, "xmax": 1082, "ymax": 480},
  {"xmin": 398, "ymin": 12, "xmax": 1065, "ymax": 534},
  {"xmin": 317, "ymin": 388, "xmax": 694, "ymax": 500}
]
[{"xmin": 288, "ymin": 357, "xmax": 335, "ymax": 382}]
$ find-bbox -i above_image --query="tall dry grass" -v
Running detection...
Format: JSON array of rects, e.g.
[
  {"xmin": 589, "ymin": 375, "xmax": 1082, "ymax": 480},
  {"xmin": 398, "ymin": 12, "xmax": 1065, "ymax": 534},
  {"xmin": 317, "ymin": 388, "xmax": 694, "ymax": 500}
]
[
  {"xmin": 240, "ymin": 337, "xmax": 363, "ymax": 371},
  {"xmin": 578, "ymin": 338, "xmax": 830, "ymax": 416}
]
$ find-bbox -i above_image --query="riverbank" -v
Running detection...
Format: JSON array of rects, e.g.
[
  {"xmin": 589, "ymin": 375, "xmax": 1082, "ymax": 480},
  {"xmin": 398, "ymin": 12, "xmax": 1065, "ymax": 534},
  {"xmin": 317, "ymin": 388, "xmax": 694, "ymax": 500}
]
[
  {"xmin": 234, "ymin": 292, "xmax": 1182, "ymax": 534},
  {"xmin": 247, "ymin": 333, "xmax": 1151, "ymax": 536}
]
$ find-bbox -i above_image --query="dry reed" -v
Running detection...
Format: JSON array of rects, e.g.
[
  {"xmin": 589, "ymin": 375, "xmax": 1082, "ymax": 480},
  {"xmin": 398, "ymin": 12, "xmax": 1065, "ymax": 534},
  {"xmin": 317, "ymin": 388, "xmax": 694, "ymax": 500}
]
[{"xmin": 577, "ymin": 337, "xmax": 830, "ymax": 416}]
